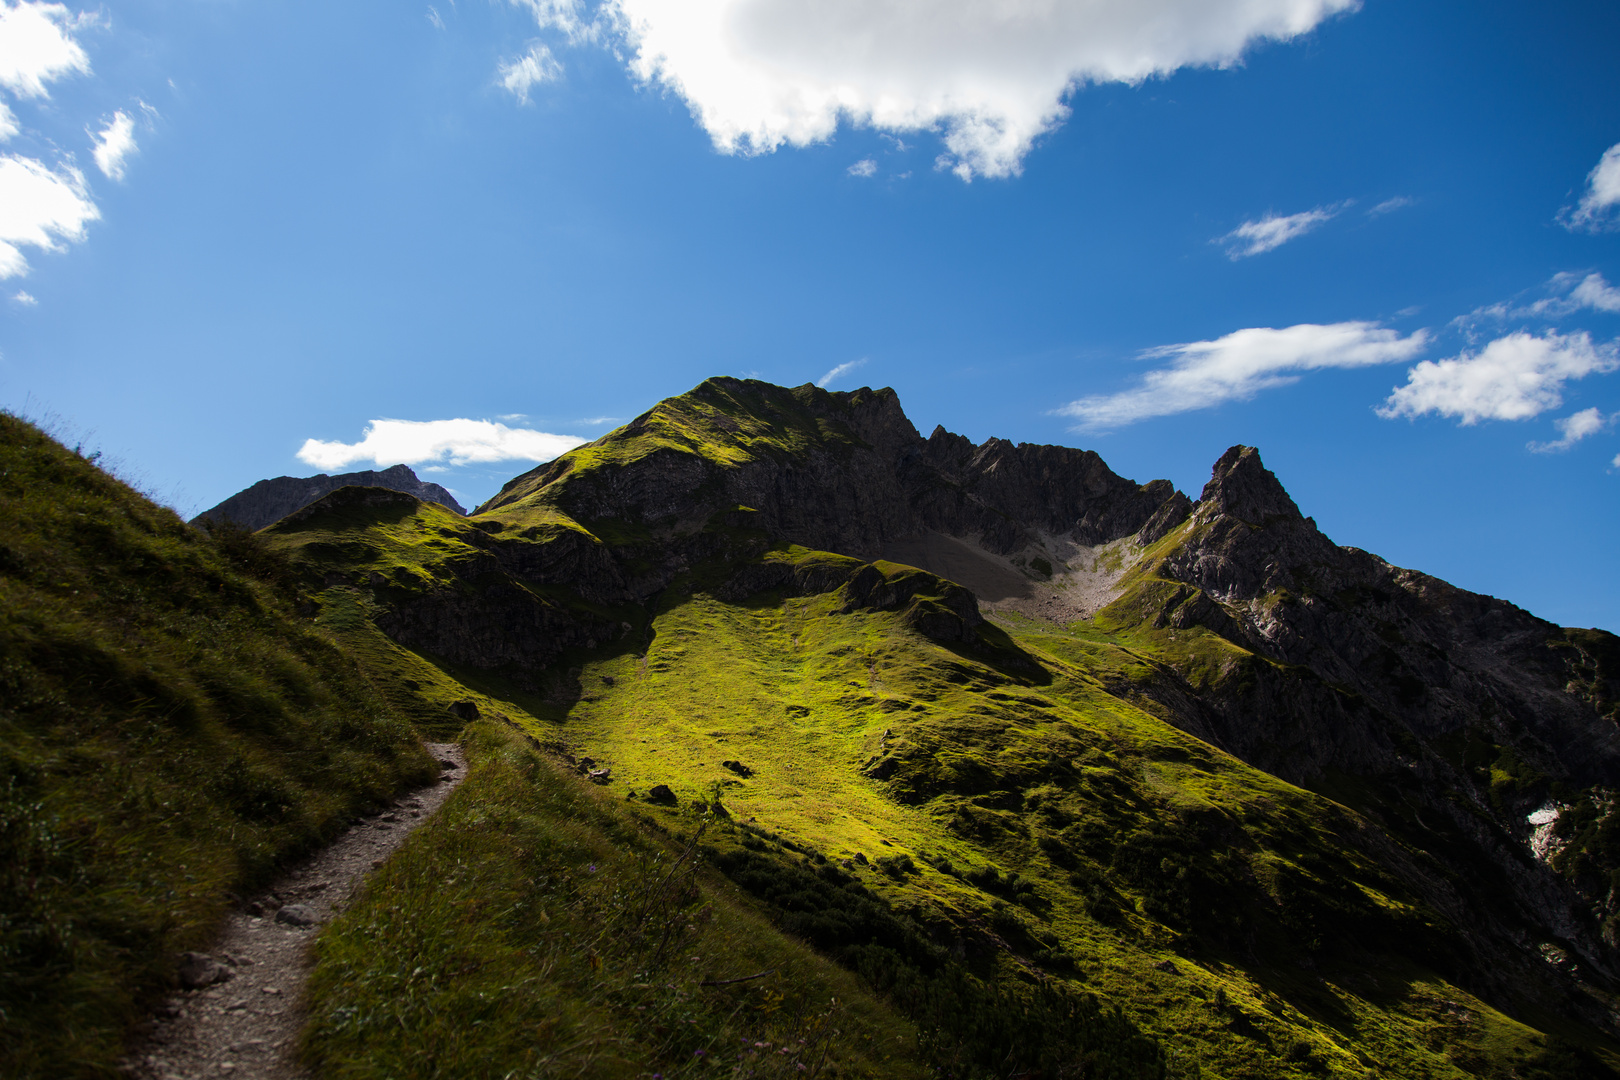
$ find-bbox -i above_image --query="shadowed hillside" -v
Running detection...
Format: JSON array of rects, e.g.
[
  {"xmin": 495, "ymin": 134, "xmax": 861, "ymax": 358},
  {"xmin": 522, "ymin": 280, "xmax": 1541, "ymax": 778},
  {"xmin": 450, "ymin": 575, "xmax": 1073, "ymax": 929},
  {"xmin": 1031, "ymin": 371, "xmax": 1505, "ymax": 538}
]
[{"xmin": 0, "ymin": 414, "xmax": 438, "ymax": 1078}]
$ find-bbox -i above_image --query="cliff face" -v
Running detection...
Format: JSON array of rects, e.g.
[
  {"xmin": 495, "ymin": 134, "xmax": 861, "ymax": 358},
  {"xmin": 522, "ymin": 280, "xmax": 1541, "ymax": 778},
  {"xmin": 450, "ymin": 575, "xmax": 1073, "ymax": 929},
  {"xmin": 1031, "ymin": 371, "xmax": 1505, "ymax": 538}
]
[
  {"xmin": 266, "ymin": 377, "xmax": 1620, "ymax": 1065},
  {"xmin": 194, "ymin": 463, "xmax": 466, "ymax": 530},
  {"xmin": 1122, "ymin": 445, "xmax": 1620, "ymax": 788}
]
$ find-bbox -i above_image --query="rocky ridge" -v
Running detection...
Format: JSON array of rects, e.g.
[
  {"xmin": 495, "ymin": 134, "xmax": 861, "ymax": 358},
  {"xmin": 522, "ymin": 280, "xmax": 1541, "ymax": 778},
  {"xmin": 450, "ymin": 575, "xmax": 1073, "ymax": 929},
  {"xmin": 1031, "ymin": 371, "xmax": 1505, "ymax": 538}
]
[{"xmin": 193, "ymin": 463, "xmax": 466, "ymax": 530}]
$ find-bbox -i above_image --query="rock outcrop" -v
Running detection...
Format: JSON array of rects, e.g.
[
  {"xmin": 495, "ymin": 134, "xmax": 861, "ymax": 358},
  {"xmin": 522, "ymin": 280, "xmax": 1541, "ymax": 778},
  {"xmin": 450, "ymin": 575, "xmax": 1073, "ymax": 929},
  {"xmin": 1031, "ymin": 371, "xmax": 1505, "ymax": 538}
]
[{"xmin": 194, "ymin": 463, "xmax": 466, "ymax": 530}]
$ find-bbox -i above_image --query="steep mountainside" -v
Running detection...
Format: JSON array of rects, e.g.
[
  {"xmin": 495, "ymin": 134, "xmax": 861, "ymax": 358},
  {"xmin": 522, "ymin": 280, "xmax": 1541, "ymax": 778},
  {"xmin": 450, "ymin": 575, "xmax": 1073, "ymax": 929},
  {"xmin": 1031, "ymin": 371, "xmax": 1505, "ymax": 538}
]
[
  {"xmin": 193, "ymin": 462, "xmax": 466, "ymax": 530},
  {"xmin": 265, "ymin": 377, "xmax": 1620, "ymax": 1078}
]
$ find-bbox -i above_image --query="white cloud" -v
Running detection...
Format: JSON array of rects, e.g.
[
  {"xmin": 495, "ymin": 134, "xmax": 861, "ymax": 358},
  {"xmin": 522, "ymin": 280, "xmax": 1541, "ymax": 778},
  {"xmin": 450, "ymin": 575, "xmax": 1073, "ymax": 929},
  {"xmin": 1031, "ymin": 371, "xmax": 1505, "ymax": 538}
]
[
  {"xmin": 0, "ymin": 153, "xmax": 98, "ymax": 279},
  {"xmin": 1453, "ymin": 272, "xmax": 1620, "ymax": 331},
  {"xmin": 817, "ymin": 358, "xmax": 866, "ymax": 388},
  {"xmin": 0, "ymin": 100, "xmax": 16, "ymax": 141},
  {"xmin": 1569, "ymin": 272, "xmax": 1620, "ymax": 314},
  {"xmin": 847, "ymin": 158, "xmax": 876, "ymax": 178},
  {"xmin": 1378, "ymin": 331, "xmax": 1618, "ymax": 425},
  {"xmin": 1566, "ymin": 142, "xmax": 1620, "ymax": 232},
  {"xmin": 499, "ymin": 43, "xmax": 562, "ymax": 103},
  {"xmin": 1061, "ymin": 321, "xmax": 1430, "ymax": 430},
  {"xmin": 11, "ymin": 287, "xmax": 35, "ymax": 304},
  {"xmin": 0, "ymin": 1, "xmax": 91, "ymax": 98},
  {"xmin": 1218, "ymin": 202, "xmax": 1347, "ymax": 259},
  {"xmin": 296, "ymin": 418, "xmax": 587, "ymax": 472},
  {"xmin": 427, "ymin": 5, "xmax": 445, "ymax": 30},
  {"xmin": 603, "ymin": 0, "xmax": 1357, "ymax": 180},
  {"xmin": 89, "ymin": 109, "xmax": 136, "ymax": 180},
  {"xmin": 511, "ymin": 0, "xmax": 603, "ymax": 45},
  {"xmin": 1528, "ymin": 407, "xmax": 1613, "ymax": 453},
  {"xmin": 1367, "ymin": 196, "xmax": 1413, "ymax": 217},
  {"xmin": 1613, "ymin": 452, "xmax": 1620, "ymax": 470},
  {"xmin": 576, "ymin": 415, "xmax": 623, "ymax": 426}
]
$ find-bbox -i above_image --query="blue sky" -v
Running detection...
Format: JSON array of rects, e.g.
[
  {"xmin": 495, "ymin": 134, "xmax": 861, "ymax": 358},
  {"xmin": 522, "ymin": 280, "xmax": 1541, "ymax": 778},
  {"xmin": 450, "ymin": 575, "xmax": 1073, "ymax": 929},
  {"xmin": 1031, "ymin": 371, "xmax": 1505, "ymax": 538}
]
[{"xmin": 2, "ymin": 0, "xmax": 1618, "ymax": 631}]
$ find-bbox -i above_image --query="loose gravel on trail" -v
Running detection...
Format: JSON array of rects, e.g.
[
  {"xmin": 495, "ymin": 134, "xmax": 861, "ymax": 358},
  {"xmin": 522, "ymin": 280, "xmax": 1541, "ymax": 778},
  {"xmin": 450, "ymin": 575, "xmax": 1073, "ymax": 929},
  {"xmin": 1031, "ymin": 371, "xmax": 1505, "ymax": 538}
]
[{"xmin": 122, "ymin": 742, "xmax": 466, "ymax": 1080}]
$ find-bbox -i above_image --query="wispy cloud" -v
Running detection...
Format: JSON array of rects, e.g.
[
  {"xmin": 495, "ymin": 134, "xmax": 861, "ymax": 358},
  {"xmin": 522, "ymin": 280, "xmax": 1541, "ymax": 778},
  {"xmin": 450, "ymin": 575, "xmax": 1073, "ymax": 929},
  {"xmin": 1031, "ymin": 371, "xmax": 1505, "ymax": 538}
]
[
  {"xmin": 817, "ymin": 358, "xmax": 867, "ymax": 388},
  {"xmin": 0, "ymin": 1, "xmax": 92, "ymax": 99},
  {"xmin": 576, "ymin": 415, "xmax": 623, "ymax": 426},
  {"xmin": 847, "ymin": 158, "xmax": 877, "ymax": 178},
  {"xmin": 1218, "ymin": 202, "xmax": 1349, "ymax": 259},
  {"xmin": 426, "ymin": 5, "xmax": 445, "ymax": 30},
  {"xmin": 89, "ymin": 109, "xmax": 137, "ymax": 180},
  {"xmin": 1528, "ymin": 407, "xmax": 1614, "ymax": 453},
  {"xmin": 297, "ymin": 418, "xmax": 587, "ymax": 471},
  {"xmin": 1453, "ymin": 272, "xmax": 1620, "ymax": 332},
  {"xmin": 1569, "ymin": 272, "xmax": 1620, "ymax": 314},
  {"xmin": 509, "ymin": 0, "xmax": 603, "ymax": 46},
  {"xmin": 0, "ymin": 153, "xmax": 100, "ymax": 279},
  {"xmin": 11, "ymin": 288, "xmax": 35, "ymax": 305},
  {"xmin": 1378, "ymin": 330, "xmax": 1618, "ymax": 425},
  {"xmin": 0, "ymin": 101, "xmax": 16, "ymax": 142},
  {"xmin": 1367, "ymin": 196, "xmax": 1414, "ymax": 218},
  {"xmin": 1564, "ymin": 141, "xmax": 1620, "ymax": 232},
  {"xmin": 1061, "ymin": 322, "xmax": 1430, "ymax": 430},
  {"xmin": 499, "ymin": 43, "xmax": 562, "ymax": 103}
]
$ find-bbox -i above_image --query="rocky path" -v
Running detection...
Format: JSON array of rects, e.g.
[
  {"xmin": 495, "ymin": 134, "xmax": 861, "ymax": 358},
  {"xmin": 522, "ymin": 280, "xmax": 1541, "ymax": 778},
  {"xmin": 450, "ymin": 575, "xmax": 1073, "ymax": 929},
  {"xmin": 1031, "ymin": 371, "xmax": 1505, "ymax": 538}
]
[{"xmin": 123, "ymin": 742, "xmax": 466, "ymax": 1080}]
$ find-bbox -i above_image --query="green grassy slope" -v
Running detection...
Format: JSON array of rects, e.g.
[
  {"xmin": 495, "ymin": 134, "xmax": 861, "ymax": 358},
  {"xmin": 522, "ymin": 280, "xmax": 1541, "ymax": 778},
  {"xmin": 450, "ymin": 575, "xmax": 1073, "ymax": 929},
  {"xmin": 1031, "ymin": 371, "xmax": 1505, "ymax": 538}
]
[
  {"xmin": 303, "ymin": 720, "xmax": 931, "ymax": 1080},
  {"xmin": 271, "ymin": 482, "xmax": 1614, "ymax": 1077},
  {"xmin": 0, "ymin": 415, "xmax": 436, "ymax": 1079}
]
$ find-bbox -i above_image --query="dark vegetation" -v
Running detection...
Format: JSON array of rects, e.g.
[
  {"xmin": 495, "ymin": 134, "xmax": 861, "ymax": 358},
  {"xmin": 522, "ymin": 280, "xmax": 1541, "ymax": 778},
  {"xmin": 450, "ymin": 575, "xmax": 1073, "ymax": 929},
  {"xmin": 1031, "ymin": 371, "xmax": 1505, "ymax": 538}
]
[
  {"xmin": 707, "ymin": 840, "xmax": 1167, "ymax": 1079},
  {"xmin": 0, "ymin": 414, "xmax": 434, "ymax": 1079}
]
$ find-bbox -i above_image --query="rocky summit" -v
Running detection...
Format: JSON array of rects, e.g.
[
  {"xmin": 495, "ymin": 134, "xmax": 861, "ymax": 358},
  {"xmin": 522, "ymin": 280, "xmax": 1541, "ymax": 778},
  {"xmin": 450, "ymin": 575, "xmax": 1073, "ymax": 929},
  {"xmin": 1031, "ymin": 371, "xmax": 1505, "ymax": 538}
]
[{"xmin": 192, "ymin": 461, "xmax": 466, "ymax": 530}]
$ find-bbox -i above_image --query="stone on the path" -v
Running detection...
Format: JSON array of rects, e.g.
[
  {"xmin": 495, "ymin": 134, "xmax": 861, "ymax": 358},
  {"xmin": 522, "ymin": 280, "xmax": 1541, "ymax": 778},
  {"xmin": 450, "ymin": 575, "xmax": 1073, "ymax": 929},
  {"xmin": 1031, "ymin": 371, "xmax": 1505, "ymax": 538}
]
[
  {"xmin": 176, "ymin": 952, "xmax": 232, "ymax": 990},
  {"xmin": 274, "ymin": 904, "xmax": 315, "ymax": 927}
]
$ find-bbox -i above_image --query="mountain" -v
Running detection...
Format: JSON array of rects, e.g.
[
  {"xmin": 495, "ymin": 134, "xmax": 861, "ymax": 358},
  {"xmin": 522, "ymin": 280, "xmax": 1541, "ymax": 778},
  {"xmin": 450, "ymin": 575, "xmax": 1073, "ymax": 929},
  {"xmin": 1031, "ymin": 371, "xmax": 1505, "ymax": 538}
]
[
  {"xmin": 262, "ymin": 377, "xmax": 1620, "ymax": 1078},
  {"xmin": 192, "ymin": 462, "xmax": 466, "ymax": 530},
  {"xmin": 1, "ymin": 412, "xmax": 933, "ymax": 1080}
]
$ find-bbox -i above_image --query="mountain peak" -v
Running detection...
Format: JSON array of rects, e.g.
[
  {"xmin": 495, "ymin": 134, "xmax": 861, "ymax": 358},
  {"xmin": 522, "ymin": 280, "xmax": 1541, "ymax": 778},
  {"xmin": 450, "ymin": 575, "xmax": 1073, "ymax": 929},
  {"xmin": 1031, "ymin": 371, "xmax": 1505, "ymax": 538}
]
[{"xmin": 1198, "ymin": 444, "xmax": 1302, "ymax": 525}]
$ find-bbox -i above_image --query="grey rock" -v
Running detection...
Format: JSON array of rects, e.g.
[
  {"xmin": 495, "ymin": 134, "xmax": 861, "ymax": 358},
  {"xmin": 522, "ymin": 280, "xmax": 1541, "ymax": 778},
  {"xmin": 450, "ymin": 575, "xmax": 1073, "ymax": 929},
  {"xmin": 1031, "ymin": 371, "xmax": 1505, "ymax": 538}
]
[
  {"xmin": 274, "ymin": 904, "xmax": 315, "ymax": 928},
  {"xmin": 647, "ymin": 784, "xmax": 677, "ymax": 805},
  {"xmin": 176, "ymin": 952, "xmax": 232, "ymax": 990}
]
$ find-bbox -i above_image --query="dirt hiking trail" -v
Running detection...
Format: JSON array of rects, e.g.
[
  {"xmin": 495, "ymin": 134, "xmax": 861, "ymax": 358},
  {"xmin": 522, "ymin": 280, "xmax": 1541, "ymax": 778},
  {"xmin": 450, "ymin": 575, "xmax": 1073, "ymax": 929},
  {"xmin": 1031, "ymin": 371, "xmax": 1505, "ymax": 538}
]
[{"xmin": 123, "ymin": 741, "xmax": 466, "ymax": 1080}]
